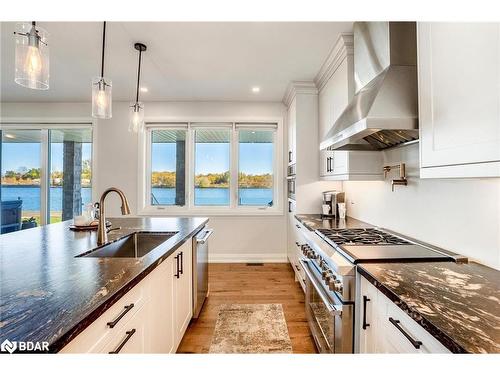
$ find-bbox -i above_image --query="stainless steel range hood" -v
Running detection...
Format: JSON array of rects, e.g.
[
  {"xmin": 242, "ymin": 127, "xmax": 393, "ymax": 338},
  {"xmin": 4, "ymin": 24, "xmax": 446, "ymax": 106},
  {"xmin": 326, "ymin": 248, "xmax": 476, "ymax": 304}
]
[{"xmin": 320, "ymin": 22, "xmax": 419, "ymax": 151}]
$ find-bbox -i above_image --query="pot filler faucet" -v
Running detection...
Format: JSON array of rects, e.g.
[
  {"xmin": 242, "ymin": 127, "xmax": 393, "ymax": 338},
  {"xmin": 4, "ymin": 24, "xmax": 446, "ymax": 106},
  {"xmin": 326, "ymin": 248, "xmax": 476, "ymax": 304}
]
[
  {"xmin": 383, "ymin": 162, "xmax": 408, "ymax": 191},
  {"xmin": 97, "ymin": 187, "xmax": 131, "ymax": 245}
]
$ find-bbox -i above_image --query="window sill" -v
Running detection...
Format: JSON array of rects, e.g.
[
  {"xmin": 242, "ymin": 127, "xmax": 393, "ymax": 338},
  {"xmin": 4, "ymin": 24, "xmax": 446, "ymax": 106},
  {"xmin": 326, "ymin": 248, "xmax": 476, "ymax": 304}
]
[{"xmin": 138, "ymin": 206, "xmax": 284, "ymax": 217}]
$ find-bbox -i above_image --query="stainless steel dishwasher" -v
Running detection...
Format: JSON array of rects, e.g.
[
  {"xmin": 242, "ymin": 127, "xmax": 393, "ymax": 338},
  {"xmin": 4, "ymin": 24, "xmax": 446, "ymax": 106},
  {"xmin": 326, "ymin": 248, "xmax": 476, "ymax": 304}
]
[{"xmin": 192, "ymin": 227, "xmax": 213, "ymax": 318}]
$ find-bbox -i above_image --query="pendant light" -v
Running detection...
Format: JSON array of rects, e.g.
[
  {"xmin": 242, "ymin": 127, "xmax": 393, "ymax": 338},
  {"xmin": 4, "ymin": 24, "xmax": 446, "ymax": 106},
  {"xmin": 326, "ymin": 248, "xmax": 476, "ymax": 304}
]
[
  {"xmin": 129, "ymin": 43, "xmax": 147, "ymax": 133},
  {"xmin": 13, "ymin": 21, "xmax": 49, "ymax": 90},
  {"xmin": 92, "ymin": 22, "xmax": 112, "ymax": 119}
]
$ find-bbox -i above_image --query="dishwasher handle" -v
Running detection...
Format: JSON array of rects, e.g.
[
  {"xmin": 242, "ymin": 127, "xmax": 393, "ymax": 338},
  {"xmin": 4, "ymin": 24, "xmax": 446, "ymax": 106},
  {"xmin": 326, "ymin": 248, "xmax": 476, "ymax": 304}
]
[{"xmin": 196, "ymin": 229, "xmax": 214, "ymax": 244}]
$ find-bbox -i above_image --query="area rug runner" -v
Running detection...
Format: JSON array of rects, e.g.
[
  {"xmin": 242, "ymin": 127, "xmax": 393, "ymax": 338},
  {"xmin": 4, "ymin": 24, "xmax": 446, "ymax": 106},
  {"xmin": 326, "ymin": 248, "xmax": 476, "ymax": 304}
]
[{"xmin": 209, "ymin": 303, "xmax": 293, "ymax": 353}]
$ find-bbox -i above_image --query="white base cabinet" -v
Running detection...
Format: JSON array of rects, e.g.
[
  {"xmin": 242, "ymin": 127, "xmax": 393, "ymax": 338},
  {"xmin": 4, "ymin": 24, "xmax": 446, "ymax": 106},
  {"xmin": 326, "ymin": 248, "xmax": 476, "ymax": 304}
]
[
  {"xmin": 173, "ymin": 243, "xmax": 193, "ymax": 348},
  {"xmin": 60, "ymin": 240, "xmax": 193, "ymax": 354},
  {"xmin": 358, "ymin": 275, "xmax": 450, "ymax": 353},
  {"xmin": 287, "ymin": 217, "xmax": 308, "ymax": 292}
]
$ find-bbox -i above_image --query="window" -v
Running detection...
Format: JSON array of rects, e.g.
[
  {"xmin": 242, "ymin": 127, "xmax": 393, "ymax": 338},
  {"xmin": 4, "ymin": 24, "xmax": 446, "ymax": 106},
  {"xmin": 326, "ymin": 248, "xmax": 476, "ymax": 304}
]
[
  {"xmin": 141, "ymin": 121, "xmax": 280, "ymax": 214},
  {"xmin": 194, "ymin": 128, "xmax": 231, "ymax": 206},
  {"xmin": 150, "ymin": 129, "xmax": 187, "ymax": 206},
  {"xmin": 0, "ymin": 125, "xmax": 93, "ymax": 232},
  {"xmin": 1, "ymin": 130, "xmax": 42, "ymax": 229},
  {"xmin": 238, "ymin": 128, "xmax": 275, "ymax": 206},
  {"xmin": 49, "ymin": 129, "xmax": 93, "ymax": 223}
]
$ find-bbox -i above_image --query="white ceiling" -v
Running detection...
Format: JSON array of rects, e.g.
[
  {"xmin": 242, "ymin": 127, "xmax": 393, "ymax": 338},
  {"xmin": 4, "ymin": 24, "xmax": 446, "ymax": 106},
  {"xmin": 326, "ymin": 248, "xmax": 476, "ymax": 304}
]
[{"xmin": 0, "ymin": 22, "xmax": 352, "ymax": 102}]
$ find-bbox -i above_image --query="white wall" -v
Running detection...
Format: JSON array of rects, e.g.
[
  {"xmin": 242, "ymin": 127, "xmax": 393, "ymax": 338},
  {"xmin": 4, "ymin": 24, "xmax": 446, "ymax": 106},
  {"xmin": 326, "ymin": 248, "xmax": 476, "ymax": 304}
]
[
  {"xmin": 1, "ymin": 101, "xmax": 288, "ymax": 262},
  {"xmin": 343, "ymin": 143, "xmax": 500, "ymax": 269}
]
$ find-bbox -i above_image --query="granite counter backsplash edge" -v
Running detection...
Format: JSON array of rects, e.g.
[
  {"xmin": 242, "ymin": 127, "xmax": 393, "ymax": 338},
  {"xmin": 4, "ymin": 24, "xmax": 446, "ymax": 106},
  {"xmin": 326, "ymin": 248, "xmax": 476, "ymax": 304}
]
[
  {"xmin": 357, "ymin": 266, "xmax": 468, "ymax": 354},
  {"xmin": 50, "ymin": 220, "xmax": 207, "ymax": 353}
]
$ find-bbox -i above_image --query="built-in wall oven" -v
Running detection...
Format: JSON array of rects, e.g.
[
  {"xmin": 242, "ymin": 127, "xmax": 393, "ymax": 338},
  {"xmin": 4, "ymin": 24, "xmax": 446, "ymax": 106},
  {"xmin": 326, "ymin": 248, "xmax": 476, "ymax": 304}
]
[{"xmin": 287, "ymin": 178, "xmax": 295, "ymax": 200}]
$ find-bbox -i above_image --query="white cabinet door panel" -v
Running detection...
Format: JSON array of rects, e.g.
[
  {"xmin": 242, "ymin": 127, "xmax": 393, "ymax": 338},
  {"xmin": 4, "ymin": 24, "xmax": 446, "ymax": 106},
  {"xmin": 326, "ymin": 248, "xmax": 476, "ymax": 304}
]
[
  {"xmin": 418, "ymin": 23, "xmax": 500, "ymax": 174},
  {"xmin": 173, "ymin": 241, "xmax": 193, "ymax": 348}
]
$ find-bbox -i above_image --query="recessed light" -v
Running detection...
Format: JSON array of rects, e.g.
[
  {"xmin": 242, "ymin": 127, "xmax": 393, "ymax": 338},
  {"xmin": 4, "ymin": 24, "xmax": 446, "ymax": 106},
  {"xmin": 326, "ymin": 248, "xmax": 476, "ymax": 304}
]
[
  {"xmin": 140, "ymin": 87, "xmax": 148, "ymax": 93},
  {"xmin": 252, "ymin": 87, "xmax": 260, "ymax": 93},
  {"xmin": 5, "ymin": 134, "xmax": 15, "ymax": 139}
]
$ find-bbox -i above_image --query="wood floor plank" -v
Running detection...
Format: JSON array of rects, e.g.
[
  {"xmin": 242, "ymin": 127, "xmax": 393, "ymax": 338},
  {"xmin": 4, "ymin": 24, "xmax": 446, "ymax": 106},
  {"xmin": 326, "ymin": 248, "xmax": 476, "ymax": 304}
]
[{"xmin": 177, "ymin": 263, "xmax": 317, "ymax": 354}]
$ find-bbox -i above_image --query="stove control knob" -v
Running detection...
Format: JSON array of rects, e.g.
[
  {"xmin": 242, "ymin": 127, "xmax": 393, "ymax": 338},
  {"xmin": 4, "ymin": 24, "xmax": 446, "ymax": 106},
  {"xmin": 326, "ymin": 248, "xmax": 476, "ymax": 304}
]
[{"xmin": 322, "ymin": 269, "xmax": 332, "ymax": 279}]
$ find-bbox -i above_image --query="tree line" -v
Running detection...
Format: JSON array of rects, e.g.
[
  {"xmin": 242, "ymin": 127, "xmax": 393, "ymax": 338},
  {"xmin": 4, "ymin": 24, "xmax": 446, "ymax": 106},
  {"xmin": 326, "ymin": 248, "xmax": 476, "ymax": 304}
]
[
  {"xmin": 1, "ymin": 160, "xmax": 92, "ymax": 187},
  {"xmin": 151, "ymin": 171, "xmax": 272, "ymax": 188}
]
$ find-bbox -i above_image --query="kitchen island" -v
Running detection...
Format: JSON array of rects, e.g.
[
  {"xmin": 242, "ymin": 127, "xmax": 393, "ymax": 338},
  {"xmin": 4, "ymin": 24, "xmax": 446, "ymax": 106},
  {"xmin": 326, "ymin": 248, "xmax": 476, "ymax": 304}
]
[{"xmin": 0, "ymin": 217, "xmax": 208, "ymax": 353}]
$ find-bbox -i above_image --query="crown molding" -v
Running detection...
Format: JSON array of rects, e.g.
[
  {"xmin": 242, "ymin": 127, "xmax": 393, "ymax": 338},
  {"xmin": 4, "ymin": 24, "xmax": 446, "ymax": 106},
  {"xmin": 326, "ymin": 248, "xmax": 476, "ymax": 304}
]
[
  {"xmin": 282, "ymin": 81, "xmax": 318, "ymax": 107},
  {"xmin": 314, "ymin": 33, "xmax": 354, "ymax": 92}
]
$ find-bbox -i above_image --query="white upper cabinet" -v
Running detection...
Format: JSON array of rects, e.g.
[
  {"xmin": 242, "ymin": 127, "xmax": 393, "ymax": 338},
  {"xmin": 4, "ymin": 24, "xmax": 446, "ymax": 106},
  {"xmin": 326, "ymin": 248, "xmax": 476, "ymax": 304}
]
[
  {"xmin": 317, "ymin": 34, "xmax": 383, "ymax": 181},
  {"xmin": 418, "ymin": 23, "xmax": 500, "ymax": 178}
]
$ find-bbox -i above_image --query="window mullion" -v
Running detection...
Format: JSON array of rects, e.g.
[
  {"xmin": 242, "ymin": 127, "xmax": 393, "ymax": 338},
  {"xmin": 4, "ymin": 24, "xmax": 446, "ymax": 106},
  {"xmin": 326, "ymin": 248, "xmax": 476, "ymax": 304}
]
[
  {"xmin": 231, "ymin": 123, "xmax": 238, "ymax": 209},
  {"xmin": 41, "ymin": 129, "xmax": 49, "ymax": 226}
]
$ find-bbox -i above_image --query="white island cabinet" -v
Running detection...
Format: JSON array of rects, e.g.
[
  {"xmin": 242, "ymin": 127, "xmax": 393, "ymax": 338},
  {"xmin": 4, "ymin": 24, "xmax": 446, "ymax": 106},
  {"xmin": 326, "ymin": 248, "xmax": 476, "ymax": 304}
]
[
  {"xmin": 60, "ymin": 240, "xmax": 192, "ymax": 354},
  {"xmin": 358, "ymin": 274, "xmax": 450, "ymax": 353},
  {"xmin": 418, "ymin": 22, "xmax": 500, "ymax": 178}
]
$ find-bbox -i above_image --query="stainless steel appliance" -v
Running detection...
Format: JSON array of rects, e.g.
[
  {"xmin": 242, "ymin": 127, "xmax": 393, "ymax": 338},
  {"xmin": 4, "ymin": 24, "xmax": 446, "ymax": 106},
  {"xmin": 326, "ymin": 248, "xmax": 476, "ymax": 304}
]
[
  {"xmin": 322, "ymin": 191, "xmax": 345, "ymax": 218},
  {"xmin": 299, "ymin": 229, "xmax": 356, "ymax": 353},
  {"xmin": 298, "ymin": 225, "xmax": 464, "ymax": 353},
  {"xmin": 192, "ymin": 227, "xmax": 213, "ymax": 318},
  {"xmin": 321, "ymin": 22, "xmax": 419, "ymax": 151},
  {"xmin": 287, "ymin": 178, "xmax": 296, "ymax": 200}
]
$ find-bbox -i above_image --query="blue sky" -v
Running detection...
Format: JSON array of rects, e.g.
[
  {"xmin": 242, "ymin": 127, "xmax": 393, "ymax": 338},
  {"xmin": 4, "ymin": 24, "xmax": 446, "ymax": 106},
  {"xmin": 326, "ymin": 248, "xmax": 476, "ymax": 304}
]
[
  {"xmin": 2, "ymin": 142, "xmax": 272, "ymax": 176},
  {"xmin": 2, "ymin": 143, "xmax": 92, "ymax": 174},
  {"xmin": 152, "ymin": 143, "xmax": 273, "ymax": 175}
]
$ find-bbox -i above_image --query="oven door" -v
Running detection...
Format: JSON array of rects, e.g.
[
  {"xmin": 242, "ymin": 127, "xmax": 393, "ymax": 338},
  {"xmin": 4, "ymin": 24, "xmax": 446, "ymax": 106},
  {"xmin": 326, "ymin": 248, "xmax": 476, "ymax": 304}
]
[{"xmin": 299, "ymin": 258, "xmax": 353, "ymax": 353}]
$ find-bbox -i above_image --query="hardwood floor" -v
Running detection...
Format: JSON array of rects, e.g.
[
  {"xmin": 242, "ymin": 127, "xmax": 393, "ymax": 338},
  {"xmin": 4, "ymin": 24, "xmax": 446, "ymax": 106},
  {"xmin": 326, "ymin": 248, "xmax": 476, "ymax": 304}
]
[{"xmin": 177, "ymin": 263, "xmax": 317, "ymax": 354}]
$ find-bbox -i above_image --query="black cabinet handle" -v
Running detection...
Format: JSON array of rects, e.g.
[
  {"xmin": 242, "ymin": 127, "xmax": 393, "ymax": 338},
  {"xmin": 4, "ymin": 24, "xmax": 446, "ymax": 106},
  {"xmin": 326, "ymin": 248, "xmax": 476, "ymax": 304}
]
[
  {"xmin": 362, "ymin": 296, "xmax": 370, "ymax": 330},
  {"xmin": 327, "ymin": 157, "xmax": 332, "ymax": 173},
  {"xmin": 107, "ymin": 304, "xmax": 134, "ymax": 328},
  {"xmin": 295, "ymin": 241, "xmax": 300, "ymax": 246},
  {"xmin": 109, "ymin": 329, "xmax": 136, "ymax": 354},
  {"xmin": 179, "ymin": 251, "xmax": 184, "ymax": 275},
  {"xmin": 295, "ymin": 224, "xmax": 301, "ymax": 229},
  {"xmin": 174, "ymin": 254, "xmax": 180, "ymax": 279},
  {"xmin": 288, "ymin": 151, "xmax": 292, "ymax": 162},
  {"xmin": 295, "ymin": 264, "xmax": 300, "ymax": 271},
  {"xmin": 389, "ymin": 317, "xmax": 423, "ymax": 349}
]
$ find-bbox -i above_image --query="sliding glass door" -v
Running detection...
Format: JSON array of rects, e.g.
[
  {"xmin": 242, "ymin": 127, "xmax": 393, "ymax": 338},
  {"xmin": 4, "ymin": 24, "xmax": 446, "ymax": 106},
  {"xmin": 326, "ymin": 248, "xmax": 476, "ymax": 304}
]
[
  {"xmin": 0, "ymin": 125, "xmax": 93, "ymax": 233},
  {"xmin": 1, "ymin": 130, "xmax": 42, "ymax": 232},
  {"xmin": 49, "ymin": 129, "xmax": 93, "ymax": 223}
]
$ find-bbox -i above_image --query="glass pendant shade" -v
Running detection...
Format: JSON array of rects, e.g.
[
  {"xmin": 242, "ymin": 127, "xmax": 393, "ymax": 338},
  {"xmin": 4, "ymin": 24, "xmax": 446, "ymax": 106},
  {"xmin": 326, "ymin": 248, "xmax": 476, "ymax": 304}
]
[
  {"xmin": 92, "ymin": 77, "xmax": 112, "ymax": 119},
  {"xmin": 14, "ymin": 22, "xmax": 49, "ymax": 90},
  {"xmin": 129, "ymin": 103, "xmax": 145, "ymax": 133}
]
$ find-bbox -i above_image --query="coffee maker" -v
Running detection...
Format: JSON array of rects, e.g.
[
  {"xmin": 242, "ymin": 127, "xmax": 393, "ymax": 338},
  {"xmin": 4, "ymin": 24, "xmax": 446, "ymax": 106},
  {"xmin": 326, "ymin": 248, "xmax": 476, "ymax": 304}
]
[{"xmin": 322, "ymin": 190, "xmax": 345, "ymax": 218}]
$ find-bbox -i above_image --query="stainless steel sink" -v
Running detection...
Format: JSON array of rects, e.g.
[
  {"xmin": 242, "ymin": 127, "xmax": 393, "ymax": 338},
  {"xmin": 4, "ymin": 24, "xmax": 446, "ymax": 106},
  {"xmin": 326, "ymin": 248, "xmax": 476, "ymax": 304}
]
[{"xmin": 77, "ymin": 232, "xmax": 178, "ymax": 258}]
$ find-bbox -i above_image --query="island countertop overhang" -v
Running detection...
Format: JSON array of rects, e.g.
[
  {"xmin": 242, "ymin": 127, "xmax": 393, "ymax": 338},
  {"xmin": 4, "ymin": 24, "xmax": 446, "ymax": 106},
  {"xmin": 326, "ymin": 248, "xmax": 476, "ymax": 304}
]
[{"xmin": 0, "ymin": 216, "xmax": 209, "ymax": 352}]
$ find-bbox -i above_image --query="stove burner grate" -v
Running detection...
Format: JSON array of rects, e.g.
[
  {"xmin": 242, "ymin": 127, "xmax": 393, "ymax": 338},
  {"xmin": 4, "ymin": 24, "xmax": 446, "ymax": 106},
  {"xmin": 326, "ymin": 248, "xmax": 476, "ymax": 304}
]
[{"xmin": 317, "ymin": 228, "xmax": 411, "ymax": 246}]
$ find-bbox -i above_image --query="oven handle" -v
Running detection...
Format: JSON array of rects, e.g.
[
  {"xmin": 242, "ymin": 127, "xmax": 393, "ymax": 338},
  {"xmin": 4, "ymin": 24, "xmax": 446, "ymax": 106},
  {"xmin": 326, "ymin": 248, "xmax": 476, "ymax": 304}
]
[{"xmin": 299, "ymin": 258, "xmax": 342, "ymax": 315}]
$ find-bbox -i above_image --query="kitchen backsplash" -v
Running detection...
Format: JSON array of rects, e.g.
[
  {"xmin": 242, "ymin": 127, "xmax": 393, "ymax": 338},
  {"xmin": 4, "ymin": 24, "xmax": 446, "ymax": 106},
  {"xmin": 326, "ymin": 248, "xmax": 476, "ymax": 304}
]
[{"xmin": 343, "ymin": 143, "xmax": 500, "ymax": 269}]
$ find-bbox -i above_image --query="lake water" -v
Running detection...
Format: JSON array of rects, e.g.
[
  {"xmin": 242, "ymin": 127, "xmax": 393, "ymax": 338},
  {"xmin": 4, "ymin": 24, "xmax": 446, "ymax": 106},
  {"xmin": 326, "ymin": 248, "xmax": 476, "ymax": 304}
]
[{"xmin": 1, "ymin": 186, "xmax": 273, "ymax": 210}]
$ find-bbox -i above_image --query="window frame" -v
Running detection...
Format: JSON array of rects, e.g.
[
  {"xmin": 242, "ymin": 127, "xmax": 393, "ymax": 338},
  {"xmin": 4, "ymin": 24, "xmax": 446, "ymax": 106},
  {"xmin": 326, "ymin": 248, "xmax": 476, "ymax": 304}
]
[
  {"xmin": 138, "ymin": 118, "xmax": 283, "ymax": 216},
  {"xmin": 0, "ymin": 120, "xmax": 95, "ymax": 226}
]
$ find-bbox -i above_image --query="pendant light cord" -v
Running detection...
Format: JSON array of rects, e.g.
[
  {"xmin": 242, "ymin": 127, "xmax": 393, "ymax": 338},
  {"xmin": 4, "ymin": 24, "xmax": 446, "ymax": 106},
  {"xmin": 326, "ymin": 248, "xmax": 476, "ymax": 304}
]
[
  {"xmin": 100, "ymin": 21, "xmax": 106, "ymax": 78},
  {"xmin": 135, "ymin": 48, "xmax": 142, "ymax": 103}
]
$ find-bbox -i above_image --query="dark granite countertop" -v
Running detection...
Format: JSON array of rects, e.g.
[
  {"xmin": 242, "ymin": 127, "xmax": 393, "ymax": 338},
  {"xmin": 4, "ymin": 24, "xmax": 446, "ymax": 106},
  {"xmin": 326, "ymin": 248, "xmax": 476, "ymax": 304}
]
[
  {"xmin": 359, "ymin": 262, "xmax": 500, "ymax": 353},
  {"xmin": 294, "ymin": 214, "xmax": 372, "ymax": 231},
  {"xmin": 0, "ymin": 217, "xmax": 208, "ymax": 353}
]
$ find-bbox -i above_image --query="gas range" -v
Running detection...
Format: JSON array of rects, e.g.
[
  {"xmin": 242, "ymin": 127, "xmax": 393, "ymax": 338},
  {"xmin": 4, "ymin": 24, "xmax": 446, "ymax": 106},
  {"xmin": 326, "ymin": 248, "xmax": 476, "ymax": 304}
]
[
  {"xmin": 315, "ymin": 227, "xmax": 456, "ymax": 264},
  {"xmin": 298, "ymin": 225, "xmax": 461, "ymax": 353}
]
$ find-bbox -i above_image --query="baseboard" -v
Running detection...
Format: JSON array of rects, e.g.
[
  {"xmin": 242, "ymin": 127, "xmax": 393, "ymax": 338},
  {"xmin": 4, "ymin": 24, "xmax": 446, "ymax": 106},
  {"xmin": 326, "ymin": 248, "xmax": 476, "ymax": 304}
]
[{"xmin": 208, "ymin": 252, "xmax": 288, "ymax": 263}]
